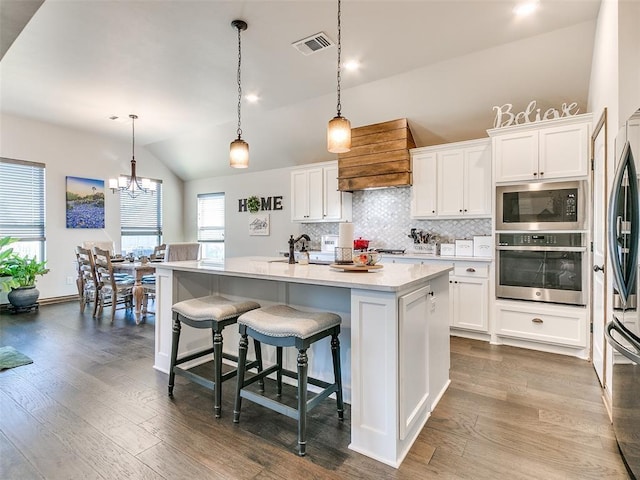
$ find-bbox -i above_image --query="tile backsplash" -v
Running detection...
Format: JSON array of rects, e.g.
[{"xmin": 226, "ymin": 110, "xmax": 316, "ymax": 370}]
[{"xmin": 303, "ymin": 187, "xmax": 492, "ymax": 251}]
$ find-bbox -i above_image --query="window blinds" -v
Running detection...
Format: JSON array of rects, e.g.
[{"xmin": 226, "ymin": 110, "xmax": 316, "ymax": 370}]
[
  {"xmin": 0, "ymin": 158, "xmax": 46, "ymax": 241},
  {"xmin": 197, "ymin": 193, "xmax": 225, "ymax": 242},
  {"xmin": 120, "ymin": 180, "xmax": 163, "ymax": 237}
]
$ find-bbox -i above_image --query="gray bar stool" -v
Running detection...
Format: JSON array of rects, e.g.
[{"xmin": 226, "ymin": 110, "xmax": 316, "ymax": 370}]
[
  {"xmin": 233, "ymin": 304, "xmax": 344, "ymax": 456},
  {"xmin": 169, "ymin": 295, "xmax": 262, "ymax": 418}
]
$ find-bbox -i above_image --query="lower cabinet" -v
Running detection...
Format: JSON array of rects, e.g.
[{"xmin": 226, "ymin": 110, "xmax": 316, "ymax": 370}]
[
  {"xmin": 495, "ymin": 300, "xmax": 588, "ymax": 349},
  {"xmin": 449, "ymin": 262, "xmax": 489, "ymax": 333},
  {"xmin": 450, "ymin": 275, "xmax": 488, "ymax": 332},
  {"xmin": 382, "ymin": 256, "xmax": 491, "ymax": 334}
]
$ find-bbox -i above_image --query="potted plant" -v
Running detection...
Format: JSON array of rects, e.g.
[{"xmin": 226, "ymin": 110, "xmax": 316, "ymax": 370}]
[
  {"xmin": 0, "ymin": 236, "xmax": 18, "ymax": 292},
  {"xmin": 0, "ymin": 237, "xmax": 49, "ymax": 308}
]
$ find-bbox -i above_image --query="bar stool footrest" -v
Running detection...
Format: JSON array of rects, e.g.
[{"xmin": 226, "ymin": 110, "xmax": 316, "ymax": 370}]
[{"xmin": 175, "ymin": 347, "xmax": 215, "ymax": 367}]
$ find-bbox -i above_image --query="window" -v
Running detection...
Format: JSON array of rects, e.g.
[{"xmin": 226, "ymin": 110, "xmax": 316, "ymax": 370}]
[
  {"xmin": 0, "ymin": 158, "xmax": 46, "ymax": 260},
  {"xmin": 197, "ymin": 193, "xmax": 225, "ymax": 261},
  {"xmin": 120, "ymin": 180, "xmax": 162, "ymax": 257}
]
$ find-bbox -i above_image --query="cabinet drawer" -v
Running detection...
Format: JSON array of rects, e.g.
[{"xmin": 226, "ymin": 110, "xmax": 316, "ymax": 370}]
[
  {"xmin": 496, "ymin": 304, "xmax": 587, "ymax": 348},
  {"xmin": 453, "ymin": 264, "xmax": 489, "ymax": 278}
]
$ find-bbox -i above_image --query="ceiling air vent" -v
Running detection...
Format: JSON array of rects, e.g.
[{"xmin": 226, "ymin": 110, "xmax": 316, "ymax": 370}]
[{"xmin": 292, "ymin": 32, "xmax": 334, "ymax": 56}]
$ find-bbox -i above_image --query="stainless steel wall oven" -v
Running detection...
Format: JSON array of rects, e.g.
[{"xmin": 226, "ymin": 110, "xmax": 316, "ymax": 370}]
[
  {"xmin": 496, "ymin": 180, "xmax": 587, "ymax": 231},
  {"xmin": 496, "ymin": 232, "xmax": 588, "ymax": 306}
]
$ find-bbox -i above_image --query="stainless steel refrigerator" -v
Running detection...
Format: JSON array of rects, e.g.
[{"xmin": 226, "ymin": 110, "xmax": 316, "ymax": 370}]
[{"xmin": 606, "ymin": 126, "xmax": 640, "ymax": 479}]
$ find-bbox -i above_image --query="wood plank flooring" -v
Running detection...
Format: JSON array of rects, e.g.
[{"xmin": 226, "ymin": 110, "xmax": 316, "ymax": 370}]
[{"xmin": 0, "ymin": 302, "xmax": 629, "ymax": 479}]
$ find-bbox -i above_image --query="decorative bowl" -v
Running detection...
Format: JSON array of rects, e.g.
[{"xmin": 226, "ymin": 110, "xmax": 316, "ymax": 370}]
[{"xmin": 352, "ymin": 252, "xmax": 380, "ymax": 266}]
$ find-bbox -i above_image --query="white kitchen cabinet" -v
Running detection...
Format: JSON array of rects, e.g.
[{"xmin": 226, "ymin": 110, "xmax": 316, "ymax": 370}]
[
  {"xmin": 291, "ymin": 161, "xmax": 352, "ymax": 222},
  {"xmin": 449, "ymin": 264, "xmax": 489, "ymax": 332},
  {"xmin": 410, "ymin": 152, "xmax": 437, "ymax": 217},
  {"xmin": 380, "ymin": 255, "xmax": 491, "ymax": 335},
  {"xmin": 411, "ymin": 138, "xmax": 491, "ymax": 219},
  {"xmin": 491, "ymin": 114, "xmax": 591, "ymax": 183},
  {"xmin": 495, "ymin": 299, "xmax": 588, "ymax": 349}
]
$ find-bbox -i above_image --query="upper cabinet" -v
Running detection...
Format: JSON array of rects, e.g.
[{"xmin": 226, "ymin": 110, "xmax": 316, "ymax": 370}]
[
  {"xmin": 411, "ymin": 138, "xmax": 491, "ymax": 219},
  {"xmin": 490, "ymin": 114, "xmax": 591, "ymax": 183},
  {"xmin": 291, "ymin": 161, "xmax": 352, "ymax": 223}
]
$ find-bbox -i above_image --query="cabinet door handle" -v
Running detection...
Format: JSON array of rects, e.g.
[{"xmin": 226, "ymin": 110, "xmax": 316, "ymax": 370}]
[
  {"xmin": 531, "ymin": 318, "xmax": 544, "ymax": 324},
  {"xmin": 464, "ymin": 209, "xmax": 468, "ymax": 212},
  {"xmin": 593, "ymin": 264, "xmax": 605, "ymax": 272},
  {"xmin": 539, "ymin": 172, "xmax": 544, "ymax": 176},
  {"xmin": 459, "ymin": 209, "xmax": 463, "ymax": 212},
  {"xmin": 428, "ymin": 291, "xmax": 434, "ymax": 296},
  {"xmin": 533, "ymin": 172, "xmax": 538, "ymax": 176},
  {"xmin": 466, "ymin": 267, "xmax": 476, "ymax": 273},
  {"xmin": 432, "ymin": 210, "xmax": 435, "ymax": 213}
]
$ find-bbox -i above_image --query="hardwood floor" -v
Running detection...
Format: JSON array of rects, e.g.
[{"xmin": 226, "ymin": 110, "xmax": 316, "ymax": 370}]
[{"xmin": 0, "ymin": 302, "xmax": 629, "ymax": 479}]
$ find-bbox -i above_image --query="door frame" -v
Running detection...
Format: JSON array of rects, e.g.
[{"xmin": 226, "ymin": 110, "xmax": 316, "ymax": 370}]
[{"xmin": 590, "ymin": 108, "xmax": 608, "ymax": 388}]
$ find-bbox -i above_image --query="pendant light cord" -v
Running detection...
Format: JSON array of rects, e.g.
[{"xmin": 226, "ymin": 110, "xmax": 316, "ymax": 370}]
[
  {"xmin": 336, "ymin": 0, "xmax": 342, "ymax": 118},
  {"xmin": 236, "ymin": 24, "xmax": 243, "ymax": 139},
  {"xmin": 131, "ymin": 114, "xmax": 136, "ymax": 161}
]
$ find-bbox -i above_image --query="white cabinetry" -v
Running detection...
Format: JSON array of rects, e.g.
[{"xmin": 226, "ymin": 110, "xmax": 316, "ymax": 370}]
[
  {"xmin": 410, "ymin": 152, "xmax": 437, "ymax": 217},
  {"xmin": 449, "ymin": 263, "xmax": 489, "ymax": 332},
  {"xmin": 411, "ymin": 138, "xmax": 491, "ymax": 219},
  {"xmin": 495, "ymin": 299, "xmax": 588, "ymax": 350},
  {"xmin": 382, "ymin": 256, "xmax": 491, "ymax": 335},
  {"xmin": 291, "ymin": 161, "xmax": 352, "ymax": 222},
  {"xmin": 490, "ymin": 114, "xmax": 591, "ymax": 183}
]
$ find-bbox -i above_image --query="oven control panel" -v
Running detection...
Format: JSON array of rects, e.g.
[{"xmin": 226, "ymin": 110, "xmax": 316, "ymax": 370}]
[{"xmin": 497, "ymin": 233, "xmax": 584, "ymax": 247}]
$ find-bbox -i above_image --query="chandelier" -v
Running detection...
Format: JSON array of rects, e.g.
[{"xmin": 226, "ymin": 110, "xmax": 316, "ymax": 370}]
[
  {"xmin": 109, "ymin": 114, "xmax": 155, "ymax": 198},
  {"xmin": 327, "ymin": 0, "xmax": 351, "ymax": 153}
]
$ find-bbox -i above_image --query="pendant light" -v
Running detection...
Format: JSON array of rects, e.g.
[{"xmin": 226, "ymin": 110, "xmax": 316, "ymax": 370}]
[
  {"xmin": 109, "ymin": 114, "xmax": 156, "ymax": 198},
  {"xmin": 230, "ymin": 19, "xmax": 249, "ymax": 168},
  {"xmin": 327, "ymin": 0, "xmax": 351, "ymax": 154}
]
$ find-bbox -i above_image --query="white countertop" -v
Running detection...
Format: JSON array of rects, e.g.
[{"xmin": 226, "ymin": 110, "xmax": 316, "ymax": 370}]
[{"xmin": 158, "ymin": 256, "xmax": 453, "ymax": 293}]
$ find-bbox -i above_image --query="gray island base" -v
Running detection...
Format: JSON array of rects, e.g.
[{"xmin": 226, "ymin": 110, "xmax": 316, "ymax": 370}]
[{"xmin": 153, "ymin": 257, "xmax": 452, "ymax": 468}]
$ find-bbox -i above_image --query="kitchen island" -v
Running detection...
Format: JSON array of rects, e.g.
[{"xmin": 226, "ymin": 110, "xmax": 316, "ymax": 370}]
[{"xmin": 153, "ymin": 257, "xmax": 452, "ymax": 467}]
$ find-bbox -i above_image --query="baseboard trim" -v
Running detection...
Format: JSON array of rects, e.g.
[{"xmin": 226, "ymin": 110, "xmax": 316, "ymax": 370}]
[{"xmin": 1, "ymin": 295, "xmax": 78, "ymax": 312}]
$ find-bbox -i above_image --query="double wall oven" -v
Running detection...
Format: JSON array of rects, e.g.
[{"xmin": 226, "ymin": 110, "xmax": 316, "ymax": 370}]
[{"xmin": 496, "ymin": 180, "xmax": 588, "ymax": 306}]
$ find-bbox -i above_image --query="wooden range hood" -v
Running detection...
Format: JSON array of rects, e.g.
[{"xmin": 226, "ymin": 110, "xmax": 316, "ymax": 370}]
[{"xmin": 337, "ymin": 118, "xmax": 415, "ymax": 191}]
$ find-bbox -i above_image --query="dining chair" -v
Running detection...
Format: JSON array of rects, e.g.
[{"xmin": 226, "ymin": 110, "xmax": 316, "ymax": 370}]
[
  {"xmin": 150, "ymin": 243, "xmax": 166, "ymax": 261},
  {"xmin": 82, "ymin": 240, "xmax": 115, "ymax": 256},
  {"xmin": 92, "ymin": 246, "xmax": 134, "ymax": 322},
  {"xmin": 165, "ymin": 243, "xmax": 201, "ymax": 261},
  {"xmin": 75, "ymin": 246, "xmax": 98, "ymax": 316},
  {"xmin": 141, "ymin": 243, "xmax": 166, "ymax": 315}
]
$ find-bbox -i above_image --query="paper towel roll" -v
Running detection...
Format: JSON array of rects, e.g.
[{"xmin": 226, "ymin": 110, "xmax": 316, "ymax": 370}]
[{"xmin": 338, "ymin": 222, "xmax": 354, "ymax": 248}]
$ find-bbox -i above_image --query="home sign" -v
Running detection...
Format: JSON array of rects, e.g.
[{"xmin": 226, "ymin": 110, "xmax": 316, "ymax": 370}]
[
  {"xmin": 492, "ymin": 100, "xmax": 580, "ymax": 129},
  {"xmin": 238, "ymin": 196, "xmax": 283, "ymax": 213}
]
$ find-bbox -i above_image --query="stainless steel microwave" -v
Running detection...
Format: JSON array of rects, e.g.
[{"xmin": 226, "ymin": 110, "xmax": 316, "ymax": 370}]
[{"xmin": 496, "ymin": 180, "xmax": 587, "ymax": 231}]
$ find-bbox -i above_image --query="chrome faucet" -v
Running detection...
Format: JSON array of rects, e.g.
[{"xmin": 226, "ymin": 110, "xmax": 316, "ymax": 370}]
[{"xmin": 288, "ymin": 234, "xmax": 311, "ymax": 264}]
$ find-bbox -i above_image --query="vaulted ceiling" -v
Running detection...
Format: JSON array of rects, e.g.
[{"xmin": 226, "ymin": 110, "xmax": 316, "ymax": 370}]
[{"xmin": 0, "ymin": 0, "xmax": 601, "ymax": 180}]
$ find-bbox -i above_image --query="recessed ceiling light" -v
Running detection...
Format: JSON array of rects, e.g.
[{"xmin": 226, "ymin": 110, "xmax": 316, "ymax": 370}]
[
  {"xmin": 245, "ymin": 94, "xmax": 259, "ymax": 103},
  {"xmin": 344, "ymin": 60, "xmax": 360, "ymax": 72},
  {"xmin": 513, "ymin": 0, "xmax": 539, "ymax": 17}
]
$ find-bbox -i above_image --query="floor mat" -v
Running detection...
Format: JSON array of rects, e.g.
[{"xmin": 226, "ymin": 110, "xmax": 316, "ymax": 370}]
[{"xmin": 0, "ymin": 346, "xmax": 33, "ymax": 370}]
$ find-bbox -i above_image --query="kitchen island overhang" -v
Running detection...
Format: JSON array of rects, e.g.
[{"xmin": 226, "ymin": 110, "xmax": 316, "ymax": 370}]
[{"xmin": 153, "ymin": 257, "xmax": 452, "ymax": 468}]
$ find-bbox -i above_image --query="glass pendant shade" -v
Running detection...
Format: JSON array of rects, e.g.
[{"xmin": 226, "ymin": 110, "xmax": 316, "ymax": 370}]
[
  {"xmin": 327, "ymin": 115, "xmax": 352, "ymax": 153},
  {"xmin": 230, "ymin": 138, "xmax": 249, "ymax": 168}
]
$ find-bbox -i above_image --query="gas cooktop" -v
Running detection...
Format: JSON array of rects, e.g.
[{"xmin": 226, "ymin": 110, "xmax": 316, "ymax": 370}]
[{"xmin": 374, "ymin": 249, "xmax": 406, "ymax": 255}]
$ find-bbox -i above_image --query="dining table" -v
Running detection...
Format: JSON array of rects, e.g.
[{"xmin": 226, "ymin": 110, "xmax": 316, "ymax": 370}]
[{"xmin": 111, "ymin": 259, "xmax": 157, "ymax": 323}]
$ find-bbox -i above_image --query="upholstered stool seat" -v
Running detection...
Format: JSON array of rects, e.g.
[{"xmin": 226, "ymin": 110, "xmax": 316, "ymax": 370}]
[
  {"xmin": 169, "ymin": 295, "xmax": 262, "ymax": 418},
  {"xmin": 233, "ymin": 304, "xmax": 344, "ymax": 456}
]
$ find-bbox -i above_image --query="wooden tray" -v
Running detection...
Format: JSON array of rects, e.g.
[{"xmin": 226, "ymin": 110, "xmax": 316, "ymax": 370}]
[{"xmin": 330, "ymin": 263, "xmax": 383, "ymax": 272}]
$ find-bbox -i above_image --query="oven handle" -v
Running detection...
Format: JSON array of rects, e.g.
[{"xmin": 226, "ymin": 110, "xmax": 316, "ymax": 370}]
[{"xmin": 496, "ymin": 246, "xmax": 587, "ymax": 252}]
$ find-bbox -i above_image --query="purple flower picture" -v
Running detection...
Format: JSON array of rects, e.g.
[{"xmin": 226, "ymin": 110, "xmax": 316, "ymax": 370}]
[{"xmin": 66, "ymin": 176, "xmax": 105, "ymax": 229}]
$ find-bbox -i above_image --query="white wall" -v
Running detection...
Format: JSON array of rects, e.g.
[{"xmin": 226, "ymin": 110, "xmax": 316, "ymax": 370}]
[
  {"xmin": 0, "ymin": 113, "xmax": 184, "ymax": 300},
  {"xmin": 618, "ymin": 0, "xmax": 640, "ymax": 124},
  {"xmin": 184, "ymin": 166, "xmax": 301, "ymax": 258}
]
